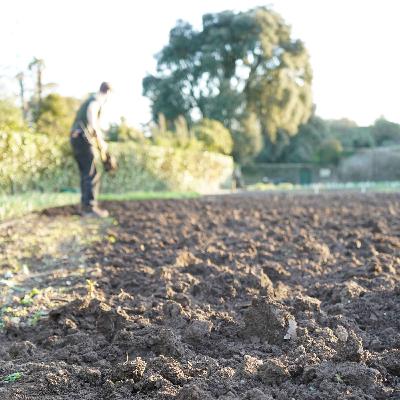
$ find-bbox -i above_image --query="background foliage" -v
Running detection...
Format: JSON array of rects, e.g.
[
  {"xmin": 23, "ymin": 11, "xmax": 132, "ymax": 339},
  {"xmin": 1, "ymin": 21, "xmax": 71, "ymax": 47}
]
[
  {"xmin": 0, "ymin": 129, "xmax": 233, "ymax": 195},
  {"xmin": 33, "ymin": 94, "xmax": 80, "ymax": 137},
  {"xmin": 4, "ymin": 5, "xmax": 400, "ymax": 196},
  {"xmin": 143, "ymin": 6, "xmax": 313, "ymax": 161}
]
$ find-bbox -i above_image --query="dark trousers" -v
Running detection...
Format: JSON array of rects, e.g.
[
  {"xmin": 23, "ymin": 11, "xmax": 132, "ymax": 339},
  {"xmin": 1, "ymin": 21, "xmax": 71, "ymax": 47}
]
[{"xmin": 70, "ymin": 133, "xmax": 100, "ymax": 208}]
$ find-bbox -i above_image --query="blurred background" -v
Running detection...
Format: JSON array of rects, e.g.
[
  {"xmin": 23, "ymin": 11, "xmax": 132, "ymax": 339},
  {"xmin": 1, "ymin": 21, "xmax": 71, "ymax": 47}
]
[{"xmin": 1, "ymin": 0, "xmax": 400, "ymax": 218}]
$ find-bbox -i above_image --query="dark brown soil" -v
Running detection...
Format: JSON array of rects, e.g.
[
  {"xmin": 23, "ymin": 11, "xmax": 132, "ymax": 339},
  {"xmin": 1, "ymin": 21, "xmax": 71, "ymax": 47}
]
[{"xmin": 1, "ymin": 193, "xmax": 400, "ymax": 399}]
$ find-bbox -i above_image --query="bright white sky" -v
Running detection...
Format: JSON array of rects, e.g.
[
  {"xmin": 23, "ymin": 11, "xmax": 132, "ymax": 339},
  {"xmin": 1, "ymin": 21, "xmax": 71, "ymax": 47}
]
[{"xmin": 1, "ymin": 0, "xmax": 400, "ymax": 128}]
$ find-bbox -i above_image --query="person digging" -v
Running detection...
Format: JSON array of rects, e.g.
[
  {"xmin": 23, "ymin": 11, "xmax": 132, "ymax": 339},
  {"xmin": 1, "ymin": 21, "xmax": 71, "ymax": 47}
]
[{"xmin": 70, "ymin": 82, "xmax": 117, "ymax": 218}]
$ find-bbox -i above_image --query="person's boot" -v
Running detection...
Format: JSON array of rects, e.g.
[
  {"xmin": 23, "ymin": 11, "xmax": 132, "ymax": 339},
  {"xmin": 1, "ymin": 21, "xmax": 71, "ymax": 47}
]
[{"xmin": 81, "ymin": 205, "xmax": 109, "ymax": 218}]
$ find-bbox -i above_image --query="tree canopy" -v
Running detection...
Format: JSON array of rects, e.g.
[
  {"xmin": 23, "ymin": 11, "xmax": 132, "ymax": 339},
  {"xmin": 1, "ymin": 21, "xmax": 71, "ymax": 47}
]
[
  {"xmin": 143, "ymin": 7, "xmax": 313, "ymax": 143},
  {"xmin": 371, "ymin": 117, "xmax": 400, "ymax": 146},
  {"xmin": 256, "ymin": 116, "xmax": 329, "ymax": 164}
]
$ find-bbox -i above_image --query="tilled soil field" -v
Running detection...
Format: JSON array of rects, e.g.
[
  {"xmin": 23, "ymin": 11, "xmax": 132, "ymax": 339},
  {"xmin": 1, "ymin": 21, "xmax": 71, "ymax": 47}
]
[{"xmin": 0, "ymin": 193, "xmax": 400, "ymax": 400}]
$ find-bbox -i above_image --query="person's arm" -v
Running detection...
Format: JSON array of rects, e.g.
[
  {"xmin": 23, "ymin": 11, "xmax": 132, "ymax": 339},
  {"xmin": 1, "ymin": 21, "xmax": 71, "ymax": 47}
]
[{"xmin": 87, "ymin": 100, "xmax": 108, "ymax": 154}]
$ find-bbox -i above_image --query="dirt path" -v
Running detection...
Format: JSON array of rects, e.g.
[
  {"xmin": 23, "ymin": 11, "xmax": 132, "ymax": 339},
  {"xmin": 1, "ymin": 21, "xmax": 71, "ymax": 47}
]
[{"xmin": 0, "ymin": 193, "xmax": 399, "ymax": 399}]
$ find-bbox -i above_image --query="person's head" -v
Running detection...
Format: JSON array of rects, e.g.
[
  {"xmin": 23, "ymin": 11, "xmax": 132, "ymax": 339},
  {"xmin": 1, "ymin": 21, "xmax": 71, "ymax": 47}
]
[
  {"xmin": 97, "ymin": 82, "xmax": 112, "ymax": 104},
  {"xmin": 99, "ymin": 82, "xmax": 112, "ymax": 95}
]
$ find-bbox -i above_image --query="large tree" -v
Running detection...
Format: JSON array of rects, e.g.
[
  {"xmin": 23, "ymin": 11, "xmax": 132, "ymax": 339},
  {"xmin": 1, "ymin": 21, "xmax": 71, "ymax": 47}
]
[
  {"xmin": 28, "ymin": 58, "xmax": 45, "ymax": 116},
  {"xmin": 257, "ymin": 115, "xmax": 328, "ymax": 163},
  {"xmin": 143, "ymin": 6, "xmax": 313, "ymax": 145}
]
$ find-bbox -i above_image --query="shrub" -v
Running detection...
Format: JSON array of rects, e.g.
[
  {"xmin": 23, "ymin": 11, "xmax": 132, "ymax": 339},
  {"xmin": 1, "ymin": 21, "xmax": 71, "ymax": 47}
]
[
  {"xmin": 107, "ymin": 117, "xmax": 147, "ymax": 143},
  {"xmin": 193, "ymin": 119, "xmax": 233, "ymax": 155},
  {"xmin": 0, "ymin": 99, "xmax": 27, "ymax": 132},
  {"xmin": 0, "ymin": 130, "xmax": 233, "ymax": 195},
  {"xmin": 150, "ymin": 115, "xmax": 204, "ymax": 151},
  {"xmin": 34, "ymin": 94, "xmax": 80, "ymax": 136},
  {"xmin": 104, "ymin": 142, "xmax": 233, "ymax": 193},
  {"xmin": 0, "ymin": 130, "xmax": 76, "ymax": 194},
  {"xmin": 317, "ymin": 138, "xmax": 343, "ymax": 165}
]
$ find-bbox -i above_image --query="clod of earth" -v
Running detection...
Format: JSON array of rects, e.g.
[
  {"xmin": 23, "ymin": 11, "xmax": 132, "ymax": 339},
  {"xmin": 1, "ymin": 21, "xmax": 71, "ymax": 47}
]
[{"xmin": 242, "ymin": 296, "xmax": 295, "ymax": 345}]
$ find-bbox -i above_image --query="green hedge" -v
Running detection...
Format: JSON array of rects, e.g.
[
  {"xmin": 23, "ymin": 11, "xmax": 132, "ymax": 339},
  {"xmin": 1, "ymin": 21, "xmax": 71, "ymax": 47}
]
[
  {"xmin": 0, "ymin": 131, "xmax": 233, "ymax": 195},
  {"xmin": 0, "ymin": 130, "xmax": 76, "ymax": 194}
]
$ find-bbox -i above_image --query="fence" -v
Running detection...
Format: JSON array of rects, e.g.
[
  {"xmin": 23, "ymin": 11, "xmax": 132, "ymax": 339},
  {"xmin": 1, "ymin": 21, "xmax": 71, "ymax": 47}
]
[{"xmin": 242, "ymin": 163, "xmax": 337, "ymax": 185}]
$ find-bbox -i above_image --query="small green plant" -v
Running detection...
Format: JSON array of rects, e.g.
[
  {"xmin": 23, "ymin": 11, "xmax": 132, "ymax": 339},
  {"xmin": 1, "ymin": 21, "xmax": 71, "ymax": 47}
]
[
  {"xmin": 28, "ymin": 310, "xmax": 46, "ymax": 326},
  {"xmin": 335, "ymin": 373, "xmax": 343, "ymax": 383},
  {"xmin": 20, "ymin": 296, "xmax": 32, "ymax": 306},
  {"xmin": 20, "ymin": 288, "xmax": 41, "ymax": 306},
  {"xmin": 30, "ymin": 288, "xmax": 40, "ymax": 297},
  {"xmin": 2, "ymin": 372, "xmax": 22, "ymax": 383}
]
